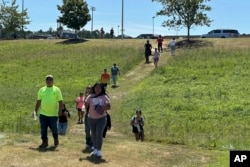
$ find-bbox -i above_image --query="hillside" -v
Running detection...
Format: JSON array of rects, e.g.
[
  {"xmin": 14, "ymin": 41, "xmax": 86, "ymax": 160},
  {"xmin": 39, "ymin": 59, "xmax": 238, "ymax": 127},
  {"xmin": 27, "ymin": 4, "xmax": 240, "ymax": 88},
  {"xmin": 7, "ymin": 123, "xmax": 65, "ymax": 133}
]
[{"xmin": 0, "ymin": 41, "xmax": 221, "ymax": 167}]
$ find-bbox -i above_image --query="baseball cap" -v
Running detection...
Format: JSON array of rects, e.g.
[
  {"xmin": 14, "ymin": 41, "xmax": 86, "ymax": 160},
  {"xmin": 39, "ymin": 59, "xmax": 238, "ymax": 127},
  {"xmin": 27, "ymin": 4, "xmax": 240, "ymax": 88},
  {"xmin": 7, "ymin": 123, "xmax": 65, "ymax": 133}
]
[{"xmin": 46, "ymin": 75, "xmax": 53, "ymax": 79}]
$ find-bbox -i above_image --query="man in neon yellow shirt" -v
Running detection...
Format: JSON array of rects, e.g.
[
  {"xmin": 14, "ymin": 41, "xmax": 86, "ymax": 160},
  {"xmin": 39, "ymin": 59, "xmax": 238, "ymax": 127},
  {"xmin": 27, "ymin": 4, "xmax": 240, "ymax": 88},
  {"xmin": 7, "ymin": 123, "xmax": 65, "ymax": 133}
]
[{"xmin": 34, "ymin": 75, "xmax": 63, "ymax": 148}]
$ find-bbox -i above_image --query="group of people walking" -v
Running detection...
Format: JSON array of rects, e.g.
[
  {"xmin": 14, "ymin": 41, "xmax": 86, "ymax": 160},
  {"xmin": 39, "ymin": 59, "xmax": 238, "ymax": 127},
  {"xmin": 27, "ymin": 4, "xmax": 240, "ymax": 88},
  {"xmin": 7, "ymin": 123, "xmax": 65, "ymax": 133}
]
[
  {"xmin": 31, "ymin": 35, "xmax": 176, "ymax": 158},
  {"xmin": 144, "ymin": 35, "xmax": 176, "ymax": 68},
  {"xmin": 33, "ymin": 63, "xmax": 121, "ymax": 158}
]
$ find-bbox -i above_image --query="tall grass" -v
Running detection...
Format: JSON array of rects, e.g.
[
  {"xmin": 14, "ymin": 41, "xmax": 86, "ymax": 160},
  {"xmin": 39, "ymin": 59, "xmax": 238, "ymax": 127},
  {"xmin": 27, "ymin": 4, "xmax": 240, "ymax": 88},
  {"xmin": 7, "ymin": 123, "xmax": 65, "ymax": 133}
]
[
  {"xmin": 0, "ymin": 39, "xmax": 144, "ymax": 133},
  {"xmin": 114, "ymin": 40, "xmax": 250, "ymax": 150},
  {"xmin": 2, "ymin": 38, "xmax": 250, "ymax": 154}
]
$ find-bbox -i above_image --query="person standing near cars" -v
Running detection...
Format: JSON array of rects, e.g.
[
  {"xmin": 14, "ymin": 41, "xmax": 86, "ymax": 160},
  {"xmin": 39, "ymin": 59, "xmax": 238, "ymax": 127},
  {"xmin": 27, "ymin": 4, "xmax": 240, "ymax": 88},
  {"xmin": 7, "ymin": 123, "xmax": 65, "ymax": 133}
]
[{"xmin": 34, "ymin": 75, "xmax": 63, "ymax": 148}]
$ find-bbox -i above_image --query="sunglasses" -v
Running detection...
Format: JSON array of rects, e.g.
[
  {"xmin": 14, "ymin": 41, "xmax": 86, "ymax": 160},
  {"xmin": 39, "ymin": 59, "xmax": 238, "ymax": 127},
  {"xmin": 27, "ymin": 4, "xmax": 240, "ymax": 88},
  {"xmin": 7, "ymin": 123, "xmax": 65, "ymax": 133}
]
[{"xmin": 46, "ymin": 78, "xmax": 53, "ymax": 81}]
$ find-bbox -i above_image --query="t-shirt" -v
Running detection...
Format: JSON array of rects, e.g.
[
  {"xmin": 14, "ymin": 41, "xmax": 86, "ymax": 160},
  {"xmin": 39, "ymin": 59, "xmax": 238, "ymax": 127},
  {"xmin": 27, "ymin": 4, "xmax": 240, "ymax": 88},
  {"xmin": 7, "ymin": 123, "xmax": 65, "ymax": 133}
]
[
  {"xmin": 170, "ymin": 40, "xmax": 176, "ymax": 46},
  {"xmin": 37, "ymin": 86, "xmax": 63, "ymax": 117},
  {"xmin": 101, "ymin": 73, "xmax": 110, "ymax": 84},
  {"xmin": 59, "ymin": 109, "xmax": 70, "ymax": 123},
  {"xmin": 76, "ymin": 96, "xmax": 85, "ymax": 109},
  {"xmin": 86, "ymin": 94, "xmax": 110, "ymax": 119},
  {"xmin": 144, "ymin": 43, "xmax": 152, "ymax": 53},
  {"xmin": 153, "ymin": 52, "xmax": 160, "ymax": 59},
  {"xmin": 157, "ymin": 37, "xmax": 163, "ymax": 44},
  {"xmin": 111, "ymin": 66, "xmax": 119, "ymax": 75}
]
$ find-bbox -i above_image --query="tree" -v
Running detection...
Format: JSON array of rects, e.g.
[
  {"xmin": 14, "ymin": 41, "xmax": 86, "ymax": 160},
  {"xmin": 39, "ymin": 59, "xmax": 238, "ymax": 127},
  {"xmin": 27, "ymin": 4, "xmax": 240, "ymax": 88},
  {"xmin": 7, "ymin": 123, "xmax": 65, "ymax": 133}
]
[
  {"xmin": 57, "ymin": 0, "xmax": 91, "ymax": 39},
  {"xmin": 0, "ymin": 0, "xmax": 29, "ymax": 38},
  {"xmin": 152, "ymin": 0, "xmax": 212, "ymax": 41}
]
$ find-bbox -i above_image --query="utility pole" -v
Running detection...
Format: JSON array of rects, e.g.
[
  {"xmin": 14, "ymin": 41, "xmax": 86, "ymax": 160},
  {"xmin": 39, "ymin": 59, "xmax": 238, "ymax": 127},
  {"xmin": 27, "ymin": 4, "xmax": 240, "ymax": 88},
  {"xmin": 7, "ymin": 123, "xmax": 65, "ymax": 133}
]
[
  {"xmin": 152, "ymin": 16, "xmax": 155, "ymax": 36},
  {"xmin": 22, "ymin": 0, "xmax": 24, "ymax": 38},
  {"xmin": 91, "ymin": 6, "xmax": 96, "ymax": 34},
  {"xmin": 121, "ymin": 0, "xmax": 124, "ymax": 39}
]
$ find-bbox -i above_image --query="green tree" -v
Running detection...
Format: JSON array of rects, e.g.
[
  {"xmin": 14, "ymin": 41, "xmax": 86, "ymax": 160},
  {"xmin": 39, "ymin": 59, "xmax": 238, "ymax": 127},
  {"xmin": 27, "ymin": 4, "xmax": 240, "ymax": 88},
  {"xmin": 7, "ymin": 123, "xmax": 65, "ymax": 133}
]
[
  {"xmin": 0, "ymin": 0, "xmax": 29, "ymax": 38},
  {"xmin": 152, "ymin": 0, "xmax": 212, "ymax": 41},
  {"xmin": 57, "ymin": 0, "xmax": 91, "ymax": 39}
]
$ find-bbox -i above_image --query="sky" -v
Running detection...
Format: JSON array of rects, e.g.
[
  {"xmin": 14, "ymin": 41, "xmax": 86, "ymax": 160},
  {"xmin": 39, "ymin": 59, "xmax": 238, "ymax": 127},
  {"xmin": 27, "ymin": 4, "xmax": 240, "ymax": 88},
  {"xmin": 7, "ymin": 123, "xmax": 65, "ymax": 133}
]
[{"xmin": 14, "ymin": 0, "xmax": 250, "ymax": 37}]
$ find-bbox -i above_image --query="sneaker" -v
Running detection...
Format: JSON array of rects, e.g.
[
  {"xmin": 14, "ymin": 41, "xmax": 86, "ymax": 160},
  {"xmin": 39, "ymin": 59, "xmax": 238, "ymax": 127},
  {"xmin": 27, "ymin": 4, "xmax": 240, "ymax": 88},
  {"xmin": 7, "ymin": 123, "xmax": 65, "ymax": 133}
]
[
  {"xmin": 90, "ymin": 149, "xmax": 97, "ymax": 156},
  {"xmin": 54, "ymin": 139, "xmax": 59, "ymax": 146},
  {"xmin": 96, "ymin": 150, "xmax": 102, "ymax": 158},
  {"xmin": 85, "ymin": 144, "xmax": 92, "ymax": 150},
  {"xmin": 39, "ymin": 142, "xmax": 48, "ymax": 148}
]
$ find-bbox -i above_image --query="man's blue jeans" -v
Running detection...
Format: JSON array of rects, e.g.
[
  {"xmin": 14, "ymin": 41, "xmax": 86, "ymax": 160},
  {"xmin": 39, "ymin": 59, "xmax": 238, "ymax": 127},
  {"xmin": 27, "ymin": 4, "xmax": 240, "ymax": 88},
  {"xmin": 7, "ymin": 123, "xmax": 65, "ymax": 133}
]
[
  {"xmin": 112, "ymin": 75, "xmax": 118, "ymax": 86},
  {"xmin": 58, "ymin": 122, "xmax": 68, "ymax": 135},
  {"xmin": 40, "ymin": 114, "xmax": 58, "ymax": 142}
]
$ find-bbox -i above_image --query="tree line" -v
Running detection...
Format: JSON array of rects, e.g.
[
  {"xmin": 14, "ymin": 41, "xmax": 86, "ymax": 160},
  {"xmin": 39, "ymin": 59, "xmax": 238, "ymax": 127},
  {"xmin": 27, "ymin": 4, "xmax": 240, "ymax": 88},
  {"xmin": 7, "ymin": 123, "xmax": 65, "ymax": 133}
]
[{"xmin": 0, "ymin": 0, "xmax": 212, "ymax": 40}]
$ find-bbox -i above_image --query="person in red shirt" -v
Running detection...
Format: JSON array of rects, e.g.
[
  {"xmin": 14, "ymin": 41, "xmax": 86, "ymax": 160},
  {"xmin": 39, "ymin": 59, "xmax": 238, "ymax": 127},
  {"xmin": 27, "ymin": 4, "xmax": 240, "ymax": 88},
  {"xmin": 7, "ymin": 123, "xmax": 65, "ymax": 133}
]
[
  {"xmin": 156, "ymin": 35, "xmax": 164, "ymax": 53},
  {"xmin": 100, "ymin": 69, "xmax": 110, "ymax": 89}
]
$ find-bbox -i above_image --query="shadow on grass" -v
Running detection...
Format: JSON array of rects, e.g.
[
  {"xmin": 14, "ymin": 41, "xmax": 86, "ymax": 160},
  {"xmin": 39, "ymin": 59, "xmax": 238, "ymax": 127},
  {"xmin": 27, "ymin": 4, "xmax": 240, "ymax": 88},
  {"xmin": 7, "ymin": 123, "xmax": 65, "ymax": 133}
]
[
  {"xmin": 29, "ymin": 146, "xmax": 58, "ymax": 152},
  {"xmin": 56, "ymin": 38, "xmax": 89, "ymax": 45},
  {"xmin": 79, "ymin": 155, "xmax": 107, "ymax": 164},
  {"xmin": 175, "ymin": 39, "xmax": 214, "ymax": 48}
]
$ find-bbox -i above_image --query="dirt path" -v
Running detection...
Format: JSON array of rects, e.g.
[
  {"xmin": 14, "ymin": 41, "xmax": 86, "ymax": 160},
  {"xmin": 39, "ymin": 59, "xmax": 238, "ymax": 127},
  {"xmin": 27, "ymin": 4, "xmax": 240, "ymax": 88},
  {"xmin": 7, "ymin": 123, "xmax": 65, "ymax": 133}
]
[{"xmin": 109, "ymin": 47, "xmax": 171, "ymax": 101}]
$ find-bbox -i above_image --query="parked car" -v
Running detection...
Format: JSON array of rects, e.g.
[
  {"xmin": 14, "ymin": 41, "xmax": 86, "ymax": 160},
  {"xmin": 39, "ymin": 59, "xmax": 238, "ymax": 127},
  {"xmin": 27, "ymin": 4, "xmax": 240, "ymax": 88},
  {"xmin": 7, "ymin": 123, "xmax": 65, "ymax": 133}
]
[
  {"xmin": 201, "ymin": 29, "xmax": 240, "ymax": 38},
  {"xmin": 60, "ymin": 31, "xmax": 80, "ymax": 39},
  {"xmin": 116, "ymin": 34, "xmax": 133, "ymax": 39},
  {"xmin": 136, "ymin": 34, "xmax": 158, "ymax": 39}
]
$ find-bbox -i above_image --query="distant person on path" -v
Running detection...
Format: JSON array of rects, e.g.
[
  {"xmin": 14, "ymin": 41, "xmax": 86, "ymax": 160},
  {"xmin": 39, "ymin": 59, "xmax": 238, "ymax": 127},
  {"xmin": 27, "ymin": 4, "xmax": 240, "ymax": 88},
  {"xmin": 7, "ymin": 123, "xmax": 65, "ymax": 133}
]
[
  {"xmin": 85, "ymin": 82, "xmax": 111, "ymax": 158},
  {"xmin": 34, "ymin": 75, "xmax": 63, "ymax": 148},
  {"xmin": 100, "ymin": 27, "xmax": 105, "ymax": 38},
  {"xmin": 153, "ymin": 48, "xmax": 160, "ymax": 68},
  {"xmin": 156, "ymin": 35, "xmax": 164, "ymax": 52},
  {"xmin": 130, "ymin": 110, "xmax": 144, "ymax": 141},
  {"xmin": 170, "ymin": 37, "xmax": 176, "ymax": 56},
  {"xmin": 76, "ymin": 92, "xmax": 85, "ymax": 124},
  {"xmin": 58, "ymin": 103, "xmax": 70, "ymax": 135},
  {"xmin": 100, "ymin": 69, "xmax": 110, "ymax": 89},
  {"xmin": 84, "ymin": 85, "xmax": 94, "ymax": 150},
  {"xmin": 111, "ymin": 63, "xmax": 120, "ymax": 87},
  {"xmin": 103, "ymin": 111, "xmax": 111, "ymax": 138},
  {"xmin": 144, "ymin": 40, "xmax": 152, "ymax": 63},
  {"xmin": 110, "ymin": 28, "xmax": 114, "ymax": 38}
]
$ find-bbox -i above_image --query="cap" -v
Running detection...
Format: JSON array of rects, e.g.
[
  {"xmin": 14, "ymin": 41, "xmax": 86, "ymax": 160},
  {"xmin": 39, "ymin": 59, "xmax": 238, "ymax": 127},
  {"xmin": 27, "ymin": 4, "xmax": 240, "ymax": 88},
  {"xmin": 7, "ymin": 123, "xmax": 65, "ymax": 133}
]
[{"xmin": 46, "ymin": 75, "xmax": 53, "ymax": 79}]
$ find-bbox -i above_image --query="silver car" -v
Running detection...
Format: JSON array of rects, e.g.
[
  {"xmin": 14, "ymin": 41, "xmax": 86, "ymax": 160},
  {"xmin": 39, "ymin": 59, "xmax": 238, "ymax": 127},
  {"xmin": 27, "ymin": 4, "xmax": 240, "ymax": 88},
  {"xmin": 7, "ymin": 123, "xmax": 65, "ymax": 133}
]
[{"xmin": 201, "ymin": 29, "xmax": 240, "ymax": 38}]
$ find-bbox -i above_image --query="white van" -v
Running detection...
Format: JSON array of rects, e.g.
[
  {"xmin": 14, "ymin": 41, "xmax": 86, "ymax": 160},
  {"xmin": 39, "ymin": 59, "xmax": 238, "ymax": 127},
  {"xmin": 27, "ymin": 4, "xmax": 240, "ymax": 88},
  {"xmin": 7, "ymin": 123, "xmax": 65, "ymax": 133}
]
[{"xmin": 201, "ymin": 29, "xmax": 240, "ymax": 38}]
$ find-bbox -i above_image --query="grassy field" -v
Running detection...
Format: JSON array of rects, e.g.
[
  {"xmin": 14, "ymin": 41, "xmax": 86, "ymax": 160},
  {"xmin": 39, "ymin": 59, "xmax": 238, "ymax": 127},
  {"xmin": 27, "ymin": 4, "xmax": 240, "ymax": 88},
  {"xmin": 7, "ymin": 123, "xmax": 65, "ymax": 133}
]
[{"xmin": 0, "ymin": 38, "xmax": 250, "ymax": 166}]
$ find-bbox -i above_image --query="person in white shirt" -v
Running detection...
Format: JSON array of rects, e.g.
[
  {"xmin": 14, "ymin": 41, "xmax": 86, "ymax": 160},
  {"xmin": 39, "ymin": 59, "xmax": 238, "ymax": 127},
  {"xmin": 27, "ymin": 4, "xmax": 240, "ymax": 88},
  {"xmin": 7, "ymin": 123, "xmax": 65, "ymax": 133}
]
[
  {"xmin": 170, "ymin": 38, "xmax": 176, "ymax": 56},
  {"xmin": 153, "ymin": 48, "xmax": 160, "ymax": 68}
]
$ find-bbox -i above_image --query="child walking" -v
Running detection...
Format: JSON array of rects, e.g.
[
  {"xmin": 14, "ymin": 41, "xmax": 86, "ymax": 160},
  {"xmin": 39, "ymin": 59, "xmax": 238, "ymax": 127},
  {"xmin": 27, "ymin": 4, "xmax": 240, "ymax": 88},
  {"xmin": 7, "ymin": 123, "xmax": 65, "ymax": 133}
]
[
  {"xmin": 130, "ymin": 110, "xmax": 144, "ymax": 141},
  {"xmin": 153, "ymin": 48, "xmax": 160, "ymax": 68},
  {"xmin": 58, "ymin": 104, "xmax": 70, "ymax": 135},
  {"xmin": 76, "ymin": 92, "xmax": 85, "ymax": 124}
]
